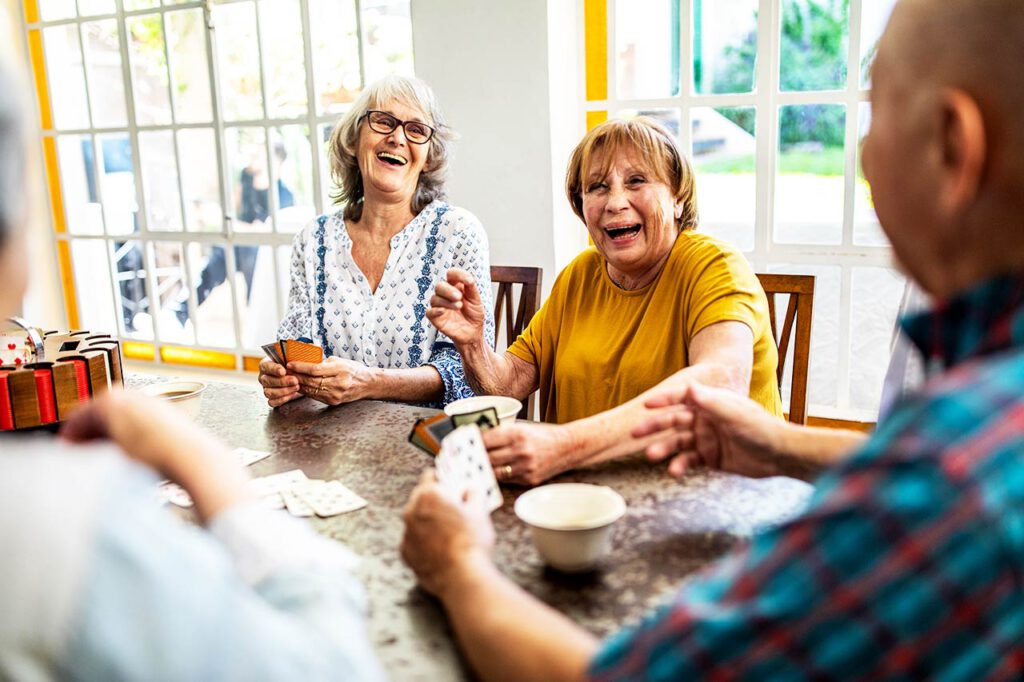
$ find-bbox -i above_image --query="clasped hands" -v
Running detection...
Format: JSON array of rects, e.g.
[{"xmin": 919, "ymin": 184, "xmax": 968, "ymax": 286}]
[{"xmin": 259, "ymin": 356, "xmax": 374, "ymax": 408}]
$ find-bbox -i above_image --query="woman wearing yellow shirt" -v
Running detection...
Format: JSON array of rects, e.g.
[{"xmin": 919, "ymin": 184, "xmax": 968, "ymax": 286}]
[{"xmin": 428, "ymin": 117, "xmax": 781, "ymax": 485}]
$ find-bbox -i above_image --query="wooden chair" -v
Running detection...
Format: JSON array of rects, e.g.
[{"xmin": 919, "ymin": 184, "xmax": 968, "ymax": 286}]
[
  {"xmin": 756, "ymin": 274, "xmax": 815, "ymax": 425},
  {"xmin": 490, "ymin": 265, "xmax": 543, "ymax": 419}
]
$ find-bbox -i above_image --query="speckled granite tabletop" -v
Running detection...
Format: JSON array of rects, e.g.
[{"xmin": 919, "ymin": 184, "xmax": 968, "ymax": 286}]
[{"xmin": 133, "ymin": 377, "xmax": 814, "ymax": 681}]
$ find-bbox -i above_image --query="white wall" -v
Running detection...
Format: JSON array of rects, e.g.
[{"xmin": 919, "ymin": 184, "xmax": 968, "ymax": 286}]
[{"xmin": 410, "ymin": 0, "xmax": 587, "ymax": 299}]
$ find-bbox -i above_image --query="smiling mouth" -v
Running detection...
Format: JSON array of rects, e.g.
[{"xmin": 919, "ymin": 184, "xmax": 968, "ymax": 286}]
[
  {"xmin": 605, "ymin": 224, "xmax": 642, "ymax": 241},
  {"xmin": 377, "ymin": 151, "xmax": 408, "ymax": 166}
]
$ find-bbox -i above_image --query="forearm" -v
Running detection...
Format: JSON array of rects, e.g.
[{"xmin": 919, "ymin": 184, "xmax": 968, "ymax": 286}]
[
  {"xmin": 366, "ymin": 365, "xmax": 445, "ymax": 403},
  {"xmin": 771, "ymin": 424, "xmax": 867, "ymax": 481},
  {"xmin": 459, "ymin": 340, "xmax": 530, "ymax": 399},
  {"xmin": 440, "ymin": 552, "xmax": 597, "ymax": 682}
]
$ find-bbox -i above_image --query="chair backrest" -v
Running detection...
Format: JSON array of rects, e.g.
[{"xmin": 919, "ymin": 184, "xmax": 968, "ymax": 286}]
[
  {"xmin": 490, "ymin": 265, "xmax": 543, "ymax": 420},
  {"xmin": 755, "ymin": 273, "xmax": 815, "ymax": 425}
]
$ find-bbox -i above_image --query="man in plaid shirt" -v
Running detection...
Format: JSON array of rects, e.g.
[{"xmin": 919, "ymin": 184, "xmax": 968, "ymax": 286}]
[{"xmin": 400, "ymin": 0, "xmax": 1024, "ymax": 679}]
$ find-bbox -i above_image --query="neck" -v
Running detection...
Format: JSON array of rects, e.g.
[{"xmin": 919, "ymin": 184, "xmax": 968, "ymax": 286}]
[
  {"xmin": 607, "ymin": 249, "xmax": 673, "ymax": 291},
  {"xmin": 354, "ymin": 193, "xmax": 416, "ymax": 238}
]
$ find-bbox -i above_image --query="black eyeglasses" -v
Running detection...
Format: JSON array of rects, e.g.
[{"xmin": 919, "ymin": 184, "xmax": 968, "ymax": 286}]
[{"xmin": 360, "ymin": 110, "xmax": 436, "ymax": 144}]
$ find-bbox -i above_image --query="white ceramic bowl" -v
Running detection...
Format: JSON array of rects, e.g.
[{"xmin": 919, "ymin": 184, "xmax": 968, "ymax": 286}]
[
  {"xmin": 141, "ymin": 380, "xmax": 207, "ymax": 420},
  {"xmin": 514, "ymin": 483, "xmax": 626, "ymax": 572},
  {"xmin": 444, "ymin": 395, "xmax": 522, "ymax": 426}
]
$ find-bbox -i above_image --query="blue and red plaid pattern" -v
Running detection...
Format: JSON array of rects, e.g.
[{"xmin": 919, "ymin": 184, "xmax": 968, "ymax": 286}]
[{"xmin": 590, "ymin": 273, "xmax": 1024, "ymax": 681}]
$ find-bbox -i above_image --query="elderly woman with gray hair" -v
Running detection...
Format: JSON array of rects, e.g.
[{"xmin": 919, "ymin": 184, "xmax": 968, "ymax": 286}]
[{"xmin": 259, "ymin": 75, "xmax": 494, "ymax": 408}]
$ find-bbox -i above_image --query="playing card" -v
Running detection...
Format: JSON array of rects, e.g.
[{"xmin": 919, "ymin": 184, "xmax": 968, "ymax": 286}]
[
  {"xmin": 260, "ymin": 493, "xmax": 286, "ymax": 510},
  {"xmin": 293, "ymin": 479, "xmax": 367, "ymax": 517},
  {"xmin": 407, "ymin": 418, "xmax": 437, "ymax": 456},
  {"xmin": 435, "ymin": 425, "xmax": 502, "ymax": 512},
  {"xmin": 158, "ymin": 482, "xmax": 193, "ymax": 508},
  {"xmin": 450, "ymin": 407, "xmax": 499, "ymax": 431},
  {"xmin": 281, "ymin": 490, "xmax": 316, "ymax": 517},
  {"xmin": 261, "ymin": 343, "xmax": 284, "ymax": 365},
  {"xmin": 282, "ymin": 339, "xmax": 324, "ymax": 364},
  {"xmin": 232, "ymin": 447, "xmax": 271, "ymax": 467},
  {"xmin": 425, "ymin": 413, "xmax": 456, "ymax": 445},
  {"xmin": 248, "ymin": 469, "xmax": 308, "ymax": 499}
]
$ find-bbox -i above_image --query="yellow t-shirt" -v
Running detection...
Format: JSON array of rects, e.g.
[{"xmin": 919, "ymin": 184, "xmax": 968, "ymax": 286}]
[{"xmin": 507, "ymin": 231, "xmax": 783, "ymax": 424}]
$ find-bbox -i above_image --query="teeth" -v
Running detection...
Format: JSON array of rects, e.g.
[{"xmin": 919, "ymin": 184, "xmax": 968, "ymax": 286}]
[
  {"xmin": 377, "ymin": 152, "xmax": 407, "ymax": 166},
  {"xmin": 606, "ymin": 224, "xmax": 641, "ymax": 240}
]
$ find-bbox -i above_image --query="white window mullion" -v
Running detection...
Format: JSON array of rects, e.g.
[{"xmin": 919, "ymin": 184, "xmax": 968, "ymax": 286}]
[
  {"xmin": 354, "ymin": 0, "xmax": 367, "ymax": 88},
  {"xmin": 606, "ymin": 0, "xmax": 616, "ymax": 104},
  {"xmin": 299, "ymin": 0, "xmax": 324, "ymax": 214},
  {"xmin": 752, "ymin": 0, "xmax": 779, "ymax": 266}
]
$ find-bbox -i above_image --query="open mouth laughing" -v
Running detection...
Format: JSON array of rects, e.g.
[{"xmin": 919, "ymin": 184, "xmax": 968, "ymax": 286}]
[
  {"xmin": 604, "ymin": 224, "xmax": 642, "ymax": 241},
  {"xmin": 377, "ymin": 151, "xmax": 408, "ymax": 167}
]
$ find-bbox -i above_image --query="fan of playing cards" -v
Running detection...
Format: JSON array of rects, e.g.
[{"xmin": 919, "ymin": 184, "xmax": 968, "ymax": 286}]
[
  {"xmin": 158, "ymin": 447, "xmax": 368, "ymax": 518},
  {"xmin": 263, "ymin": 338, "xmax": 324, "ymax": 365}
]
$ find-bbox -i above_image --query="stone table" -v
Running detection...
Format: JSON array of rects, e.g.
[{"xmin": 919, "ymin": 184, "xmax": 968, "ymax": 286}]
[{"xmin": 145, "ymin": 378, "xmax": 813, "ymax": 681}]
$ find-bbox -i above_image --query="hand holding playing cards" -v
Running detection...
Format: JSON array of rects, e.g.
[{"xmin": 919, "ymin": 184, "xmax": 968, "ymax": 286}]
[
  {"xmin": 288, "ymin": 356, "xmax": 375, "ymax": 405},
  {"xmin": 61, "ymin": 390, "xmax": 251, "ymax": 522},
  {"xmin": 258, "ymin": 357, "xmax": 302, "ymax": 408},
  {"xmin": 401, "ymin": 470, "xmax": 495, "ymax": 597},
  {"xmin": 632, "ymin": 383, "xmax": 787, "ymax": 479},
  {"xmin": 427, "ymin": 268, "xmax": 488, "ymax": 347},
  {"xmin": 483, "ymin": 421, "xmax": 577, "ymax": 486}
]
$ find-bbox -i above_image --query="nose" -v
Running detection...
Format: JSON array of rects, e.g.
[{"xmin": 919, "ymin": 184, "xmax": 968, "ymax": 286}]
[
  {"xmin": 605, "ymin": 183, "xmax": 628, "ymax": 212},
  {"xmin": 386, "ymin": 125, "xmax": 408, "ymax": 146}
]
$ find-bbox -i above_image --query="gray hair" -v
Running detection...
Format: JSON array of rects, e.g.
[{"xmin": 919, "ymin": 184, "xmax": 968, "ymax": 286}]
[
  {"xmin": 327, "ymin": 75, "xmax": 455, "ymax": 222},
  {"xmin": 0, "ymin": 58, "xmax": 27, "ymax": 247}
]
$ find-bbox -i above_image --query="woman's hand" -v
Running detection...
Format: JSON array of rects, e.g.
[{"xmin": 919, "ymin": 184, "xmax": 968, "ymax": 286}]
[
  {"xmin": 426, "ymin": 268, "xmax": 488, "ymax": 347},
  {"xmin": 258, "ymin": 358, "xmax": 302, "ymax": 408},
  {"xmin": 287, "ymin": 357, "xmax": 377, "ymax": 406},
  {"xmin": 483, "ymin": 422, "xmax": 577, "ymax": 486},
  {"xmin": 401, "ymin": 470, "xmax": 495, "ymax": 597},
  {"xmin": 632, "ymin": 383, "xmax": 788, "ymax": 478}
]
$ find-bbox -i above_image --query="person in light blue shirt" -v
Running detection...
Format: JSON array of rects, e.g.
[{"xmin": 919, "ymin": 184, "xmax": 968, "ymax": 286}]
[{"xmin": 0, "ymin": 56, "xmax": 384, "ymax": 682}]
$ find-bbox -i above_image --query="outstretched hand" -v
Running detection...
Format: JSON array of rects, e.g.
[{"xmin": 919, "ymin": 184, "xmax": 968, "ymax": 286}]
[
  {"xmin": 426, "ymin": 268, "xmax": 488, "ymax": 346},
  {"xmin": 632, "ymin": 383, "xmax": 788, "ymax": 479}
]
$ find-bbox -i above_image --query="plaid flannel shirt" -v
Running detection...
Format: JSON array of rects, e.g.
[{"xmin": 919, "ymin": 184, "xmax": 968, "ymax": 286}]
[{"xmin": 590, "ymin": 274, "xmax": 1024, "ymax": 681}]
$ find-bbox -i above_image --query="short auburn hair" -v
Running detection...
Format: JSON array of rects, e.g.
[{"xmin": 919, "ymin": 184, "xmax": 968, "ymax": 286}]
[{"xmin": 565, "ymin": 117, "xmax": 698, "ymax": 231}]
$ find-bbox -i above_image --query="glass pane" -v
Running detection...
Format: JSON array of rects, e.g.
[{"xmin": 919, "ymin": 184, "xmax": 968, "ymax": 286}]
[
  {"xmin": 97, "ymin": 133, "xmax": 139, "ymax": 236},
  {"xmin": 186, "ymin": 242, "xmax": 237, "ymax": 348},
  {"xmin": 849, "ymin": 266, "xmax": 904, "ymax": 413},
  {"xmin": 616, "ymin": 0, "xmax": 678, "ymax": 100},
  {"xmin": 39, "ymin": 0, "xmax": 76, "ymax": 21},
  {"xmin": 309, "ymin": 0, "xmax": 361, "ymax": 115},
  {"xmin": 318, "ymin": 122, "xmax": 340, "ymax": 213},
  {"xmin": 138, "ymin": 130, "xmax": 183, "ymax": 231},
  {"xmin": 774, "ymin": 104, "xmax": 845, "ymax": 245},
  {"xmin": 779, "ymin": 0, "xmax": 849, "ymax": 92},
  {"xmin": 767, "ymin": 263, "xmax": 841, "ymax": 411},
  {"xmin": 277, "ymin": 245, "xmax": 292, "ymax": 325},
  {"xmin": 860, "ymin": 0, "xmax": 898, "ymax": 88},
  {"xmin": 125, "ymin": 0, "xmax": 159, "ymax": 9},
  {"xmin": 238, "ymin": 244, "xmax": 280, "ymax": 349},
  {"xmin": 692, "ymin": 106, "xmax": 755, "ymax": 251},
  {"xmin": 361, "ymin": 0, "xmax": 415, "ymax": 85},
  {"xmin": 212, "ymin": 1, "xmax": 264, "ymax": 121},
  {"xmin": 43, "ymin": 25, "xmax": 91, "ymax": 130},
  {"xmin": 56, "ymin": 135, "xmax": 104, "ymax": 235},
  {"xmin": 126, "ymin": 14, "xmax": 172, "ymax": 126},
  {"xmin": 225, "ymin": 127, "xmax": 271, "ymax": 234},
  {"xmin": 78, "ymin": 0, "xmax": 115, "ymax": 15},
  {"xmin": 71, "ymin": 240, "xmax": 117, "ymax": 332},
  {"xmin": 149, "ymin": 242, "xmax": 194, "ymax": 344},
  {"xmin": 112, "ymin": 239, "xmax": 150, "ymax": 339},
  {"xmin": 166, "ymin": 9, "xmax": 212, "ymax": 124},
  {"xmin": 272, "ymin": 126, "xmax": 316, "ymax": 233},
  {"xmin": 258, "ymin": 0, "xmax": 307, "ymax": 118},
  {"xmin": 614, "ymin": 108, "xmax": 681, "ymax": 139},
  {"xmin": 81, "ymin": 20, "xmax": 128, "ymax": 128},
  {"xmin": 694, "ymin": 0, "xmax": 757, "ymax": 95},
  {"xmin": 854, "ymin": 103, "xmax": 886, "ymax": 246},
  {"xmin": 177, "ymin": 128, "xmax": 222, "ymax": 232}
]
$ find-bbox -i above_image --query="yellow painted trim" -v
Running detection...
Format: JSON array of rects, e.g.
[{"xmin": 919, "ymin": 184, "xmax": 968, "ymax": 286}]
[
  {"xmin": 160, "ymin": 345, "xmax": 237, "ymax": 370},
  {"xmin": 55, "ymin": 240, "xmax": 79, "ymax": 328},
  {"xmin": 123, "ymin": 341, "xmax": 156, "ymax": 361},
  {"xmin": 27, "ymin": 30, "xmax": 52, "ymax": 130},
  {"xmin": 584, "ymin": 0, "xmax": 607, "ymax": 101},
  {"xmin": 586, "ymin": 110, "xmax": 608, "ymax": 131},
  {"xmin": 41, "ymin": 137, "xmax": 66, "ymax": 233},
  {"xmin": 242, "ymin": 355, "xmax": 263, "ymax": 373},
  {"xmin": 24, "ymin": 0, "xmax": 40, "ymax": 25}
]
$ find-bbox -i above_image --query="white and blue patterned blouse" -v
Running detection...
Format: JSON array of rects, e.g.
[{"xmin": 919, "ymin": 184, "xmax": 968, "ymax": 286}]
[{"xmin": 278, "ymin": 199, "xmax": 494, "ymax": 406}]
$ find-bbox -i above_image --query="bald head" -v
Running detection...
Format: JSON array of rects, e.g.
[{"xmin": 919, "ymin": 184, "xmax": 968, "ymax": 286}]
[{"xmin": 882, "ymin": 0, "xmax": 1024, "ymax": 177}]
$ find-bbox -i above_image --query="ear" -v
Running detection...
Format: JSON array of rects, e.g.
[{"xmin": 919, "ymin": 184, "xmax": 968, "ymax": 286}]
[{"xmin": 937, "ymin": 87, "xmax": 986, "ymax": 217}]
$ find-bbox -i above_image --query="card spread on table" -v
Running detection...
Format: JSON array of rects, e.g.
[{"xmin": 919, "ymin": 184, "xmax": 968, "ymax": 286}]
[
  {"xmin": 158, "ymin": 482, "xmax": 193, "ymax": 508},
  {"xmin": 248, "ymin": 469, "xmax": 308, "ymax": 498},
  {"xmin": 435, "ymin": 424, "xmax": 502, "ymax": 513},
  {"xmin": 232, "ymin": 447, "xmax": 271, "ymax": 468},
  {"xmin": 281, "ymin": 490, "xmax": 316, "ymax": 517},
  {"xmin": 293, "ymin": 479, "xmax": 367, "ymax": 517}
]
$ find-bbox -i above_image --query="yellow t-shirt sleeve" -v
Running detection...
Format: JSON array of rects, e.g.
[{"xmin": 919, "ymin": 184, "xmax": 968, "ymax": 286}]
[
  {"xmin": 506, "ymin": 264, "xmax": 572, "ymax": 367},
  {"xmin": 683, "ymin": 238, "xmax": 764, "ymax": 340}
]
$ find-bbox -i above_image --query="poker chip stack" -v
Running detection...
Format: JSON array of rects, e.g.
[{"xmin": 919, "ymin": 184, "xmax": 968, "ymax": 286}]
[{"xmin": 0, "ymin": 319, "xmax": 123, "ymax": 431}]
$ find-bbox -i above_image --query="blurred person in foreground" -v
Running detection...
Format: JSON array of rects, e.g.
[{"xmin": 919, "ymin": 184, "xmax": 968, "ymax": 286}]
[
  {"xmin": 402, "ymin": 0, "xmax": 1024, "ymax": 678},
  {"xmin": 0, "ymin": 59, "xmax": 384, "ymax": 681},
  {"xmin": 260, "ymin": 75, "xmax": 493, "ymax": 410},
  {"xmin": 429, "ymin": 116, "xmax": 781, "ymax": 485}
]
